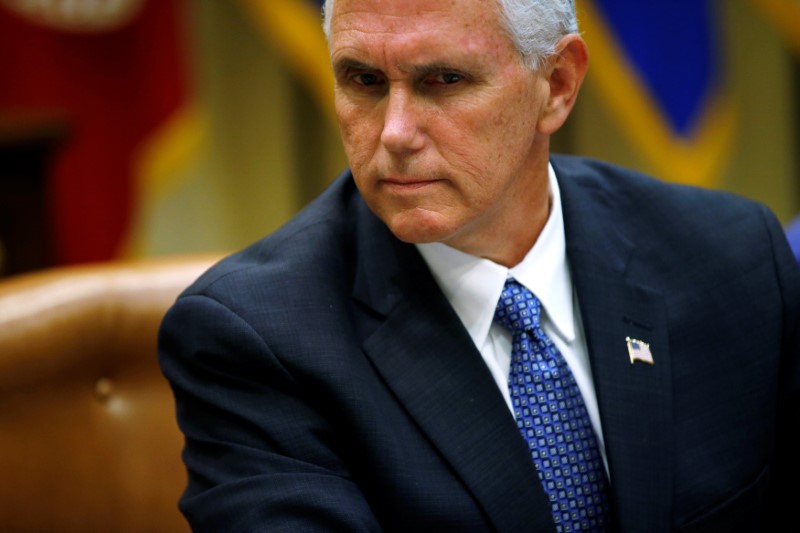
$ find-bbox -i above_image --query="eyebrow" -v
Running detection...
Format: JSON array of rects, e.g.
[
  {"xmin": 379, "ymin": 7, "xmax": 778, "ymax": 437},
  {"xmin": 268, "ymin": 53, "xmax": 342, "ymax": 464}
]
[
  {"xmin": 332, "ymin": 58, "xmax": 467, "ymax": 77},
  {"xmin": 332, "ymin": 58, "xmax": 376, "ymax": 77},
  {"xmin": 407, "ymin": 62, "xmax": 466, "ymax": 77}
]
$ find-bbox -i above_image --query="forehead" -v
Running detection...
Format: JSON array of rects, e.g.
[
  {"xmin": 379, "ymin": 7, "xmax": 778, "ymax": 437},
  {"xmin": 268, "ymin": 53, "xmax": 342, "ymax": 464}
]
[
  {"xmin": 331, "ymin": 0, "xmax": 499, "ymax": 28},
  {"xmin": 330, "ymin": 0, "xmax": 512, "ymax": 65}
]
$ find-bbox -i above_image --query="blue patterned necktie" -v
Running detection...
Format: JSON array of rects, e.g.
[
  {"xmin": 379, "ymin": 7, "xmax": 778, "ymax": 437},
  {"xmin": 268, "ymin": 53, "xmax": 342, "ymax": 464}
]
[{"xmin": 494, "ymin": 278, "xmax": 610, "ymax": 532}]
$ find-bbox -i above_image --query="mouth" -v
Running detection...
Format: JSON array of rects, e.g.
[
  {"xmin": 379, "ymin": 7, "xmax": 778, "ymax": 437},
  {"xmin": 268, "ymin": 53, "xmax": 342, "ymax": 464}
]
[{"xmin": 381, "ymin": 177, "xmax": 443, "ymax": 192}]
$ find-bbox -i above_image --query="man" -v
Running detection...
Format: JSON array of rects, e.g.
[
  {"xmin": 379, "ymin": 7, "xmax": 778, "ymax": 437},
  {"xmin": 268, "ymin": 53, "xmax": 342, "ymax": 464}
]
[
  {"xmin": 786, "ymin": 216, "xmax": 800, "ymax": 264},
  {"xmin": 159, "ymin": 0, "xmax": 800, "ymax": 531}
]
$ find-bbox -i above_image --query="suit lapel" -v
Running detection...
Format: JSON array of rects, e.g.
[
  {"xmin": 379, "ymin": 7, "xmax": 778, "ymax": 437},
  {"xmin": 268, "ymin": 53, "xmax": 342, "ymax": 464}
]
[
  {"xmin": 351, "ymin": 203, "xmax": 555, "ymax": 532},
  {"xmin": 346, "ymin": 156, "xmax": 677, "ymax": 530},
  {"xmin": 557, "ymin": 157, "xmax": 673, "ymax": 532}
]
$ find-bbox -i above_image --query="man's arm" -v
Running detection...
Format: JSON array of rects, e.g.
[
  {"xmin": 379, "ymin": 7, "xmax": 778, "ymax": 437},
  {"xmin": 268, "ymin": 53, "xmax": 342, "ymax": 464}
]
[
  {"xmin": 762, "ymin": 205, "xmax": 800, "ymax": 526},
  {"xmin": 158, "ymin": 294, "xmax": 380, "ymax": 532}
]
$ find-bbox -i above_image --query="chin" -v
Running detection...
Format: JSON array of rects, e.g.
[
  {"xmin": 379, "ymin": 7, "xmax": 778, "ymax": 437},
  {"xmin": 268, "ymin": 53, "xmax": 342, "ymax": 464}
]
[{"xmin": 382, "ymin": 209, "xmax": 459, "ymax": 245}]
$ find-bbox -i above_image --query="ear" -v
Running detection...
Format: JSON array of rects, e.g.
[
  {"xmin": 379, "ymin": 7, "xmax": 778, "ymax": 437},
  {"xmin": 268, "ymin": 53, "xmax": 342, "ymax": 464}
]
[{"xmin": 537, "ymin": 34, "xmax": 589, "ymax": 135}]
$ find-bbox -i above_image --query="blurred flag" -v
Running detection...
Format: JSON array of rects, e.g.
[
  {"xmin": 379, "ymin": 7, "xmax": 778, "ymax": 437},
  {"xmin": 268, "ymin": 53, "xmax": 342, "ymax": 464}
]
[
  {"xmin": 0, "ymin": 0, "xmax": 203, "ymax": 264},
  {"xmin": 237, "ymin": 0, "xmax": 334, "ymax": 119},
  {"xmin": 580, "ymin": 0, "xmax": 736, "ymax": 187},
  {"xmin": 750, "ymin": 0, "xmax": 800, "ymax": 55}
]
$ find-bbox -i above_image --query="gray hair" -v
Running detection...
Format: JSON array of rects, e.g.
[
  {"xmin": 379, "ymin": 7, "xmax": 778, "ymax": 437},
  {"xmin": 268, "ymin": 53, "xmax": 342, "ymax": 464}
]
[{"xmin": 321, "ymin": 0, "xmax": 578, "ymax": 71}]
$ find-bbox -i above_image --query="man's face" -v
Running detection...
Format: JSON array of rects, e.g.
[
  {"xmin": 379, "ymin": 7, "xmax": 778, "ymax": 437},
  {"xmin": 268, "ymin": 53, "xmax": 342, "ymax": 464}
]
[{"xmin": 330, "ymin": 0, "xmax": 553, "ymax": 259}]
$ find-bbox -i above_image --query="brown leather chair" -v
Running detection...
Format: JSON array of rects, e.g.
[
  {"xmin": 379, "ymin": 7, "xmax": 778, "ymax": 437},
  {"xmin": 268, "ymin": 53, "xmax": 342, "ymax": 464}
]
[{"xmin": 0, "ymin": 254, "xmax": 221, "ymax": 532}]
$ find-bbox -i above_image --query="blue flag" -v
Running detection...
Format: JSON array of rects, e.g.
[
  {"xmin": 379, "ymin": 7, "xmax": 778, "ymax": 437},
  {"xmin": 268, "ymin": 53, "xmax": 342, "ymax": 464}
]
[{"xmin": 581, "ymin": 0, "xmax": 736, "ymax": 187}]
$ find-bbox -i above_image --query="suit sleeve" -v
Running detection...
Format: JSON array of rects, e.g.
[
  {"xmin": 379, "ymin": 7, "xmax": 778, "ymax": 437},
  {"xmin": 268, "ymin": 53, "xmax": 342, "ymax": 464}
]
[
  {"xmin": 158, "ymin": 294, "xmax": 380, "ymax": 533},
  {"xmin": 760, "ymin": 205, "xmax": 800, "ymax": 526}
]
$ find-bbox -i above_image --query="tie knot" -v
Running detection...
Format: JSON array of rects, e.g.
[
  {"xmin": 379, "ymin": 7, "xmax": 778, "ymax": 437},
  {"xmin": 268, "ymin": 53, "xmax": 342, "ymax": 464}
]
[{"xmin": 493, "ymin": 278, "xmax": 542, "ymax": 335}]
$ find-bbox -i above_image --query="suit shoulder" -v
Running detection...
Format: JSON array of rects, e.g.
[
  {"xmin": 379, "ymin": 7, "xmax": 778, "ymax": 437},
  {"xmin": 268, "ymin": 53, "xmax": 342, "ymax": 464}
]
[
  {"xmin": 182, "ymin": 171, "xmax": 362, "ymax": 301},
  {"xmin": 552, "ymin": 154, "xmax": 764, "ymax": 222},
  {"xmin": 551, "ymin": 154, "xmax": 787, "ymax": 278}
]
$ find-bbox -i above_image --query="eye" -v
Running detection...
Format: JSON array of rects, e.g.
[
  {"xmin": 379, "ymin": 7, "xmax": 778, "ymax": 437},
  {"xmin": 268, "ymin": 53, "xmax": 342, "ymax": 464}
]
[
  {"xmin": 423, "ymin": 71, "xmax": 467, "ymax": 88},
  {"xmin": 353, "ymin": 72, "xmax": 384, "ymax": 87},
  {"xmin": 438, "ymin": 72, "xmax": 463, "ymax": 84}
]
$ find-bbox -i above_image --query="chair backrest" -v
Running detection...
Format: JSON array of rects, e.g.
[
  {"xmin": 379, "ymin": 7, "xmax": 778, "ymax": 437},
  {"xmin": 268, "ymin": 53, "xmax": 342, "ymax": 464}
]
[{"xmin": 0, "ymin": 254, "xmax": 221, "ymax": 532}]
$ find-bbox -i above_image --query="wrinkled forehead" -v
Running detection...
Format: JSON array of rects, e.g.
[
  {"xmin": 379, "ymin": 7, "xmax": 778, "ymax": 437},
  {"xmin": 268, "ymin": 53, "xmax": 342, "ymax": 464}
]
[
  {"xmin": 328, "ymin": 0, "xmax": 515, "ymax": 68},
  {"xmin": 329, "ymin": 0, "xmax": 506, "ymax": 40}
]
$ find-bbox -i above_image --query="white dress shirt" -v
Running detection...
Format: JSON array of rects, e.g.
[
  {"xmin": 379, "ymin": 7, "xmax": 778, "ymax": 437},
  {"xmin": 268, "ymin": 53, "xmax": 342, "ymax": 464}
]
[{"xmin": 416, "ymin": 163, "xmax": 608, "ymax": 468}]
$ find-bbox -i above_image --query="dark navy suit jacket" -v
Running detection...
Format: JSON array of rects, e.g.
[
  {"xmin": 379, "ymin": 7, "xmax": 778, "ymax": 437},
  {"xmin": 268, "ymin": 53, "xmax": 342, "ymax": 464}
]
[{"xmin": 159, "ymin": 155, "xmax": 800, "ymax": 532}]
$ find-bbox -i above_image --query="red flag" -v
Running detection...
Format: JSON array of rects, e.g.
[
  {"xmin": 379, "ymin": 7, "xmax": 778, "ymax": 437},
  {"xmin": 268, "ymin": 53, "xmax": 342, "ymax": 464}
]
[{"xmin": 0, "ymin": 0, "xmax": 191, "ymax": 264}]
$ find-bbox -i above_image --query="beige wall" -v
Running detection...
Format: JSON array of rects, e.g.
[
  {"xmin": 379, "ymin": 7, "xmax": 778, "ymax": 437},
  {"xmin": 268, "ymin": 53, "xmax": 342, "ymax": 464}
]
[{"xmin": 139, "ymin": 1, "xmax": 345, "ymax": 256}]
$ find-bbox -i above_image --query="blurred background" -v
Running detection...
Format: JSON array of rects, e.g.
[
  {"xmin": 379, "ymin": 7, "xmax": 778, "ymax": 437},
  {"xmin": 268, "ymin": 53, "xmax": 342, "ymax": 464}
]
[{"xmin": 1, "ymin": 0, "xmax": 798, "ymax": 276}]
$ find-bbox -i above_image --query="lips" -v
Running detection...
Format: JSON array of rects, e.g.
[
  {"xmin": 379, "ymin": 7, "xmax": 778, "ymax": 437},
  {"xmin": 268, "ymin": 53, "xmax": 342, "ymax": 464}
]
[{"xmin": 381, "ymin": 177, "xmax": 442, "ymax": 191}]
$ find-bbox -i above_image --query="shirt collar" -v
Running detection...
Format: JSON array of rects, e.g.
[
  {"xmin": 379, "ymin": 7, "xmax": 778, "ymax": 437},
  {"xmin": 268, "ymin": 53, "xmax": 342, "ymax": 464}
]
[{"xmin": 416, "ymin": 163, "xmax": 576, "ymax": 346}]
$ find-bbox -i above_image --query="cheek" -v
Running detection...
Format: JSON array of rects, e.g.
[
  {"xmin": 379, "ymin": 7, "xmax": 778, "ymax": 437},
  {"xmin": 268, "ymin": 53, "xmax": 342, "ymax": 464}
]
[
  {"xmin": 336, "ymin": 104, "xmax": 378, "ymax": 168},
  {"xmin": 484, "ymin": 90, "xmax": 540, "ymax": 167},
  {"xmin": 438, "ymin": 100, "xmax": 532, "ymax": 179},
  {"xmin": 335, "ymin": 101, "xmax": 361, "ymax": 143},
  {"xmin": 435, "ymin": 129, "xmax": 504, "ymax": 208},
  {"xmin": 435, "ymin": 88, "xmax": 541, "ymax": 205}
]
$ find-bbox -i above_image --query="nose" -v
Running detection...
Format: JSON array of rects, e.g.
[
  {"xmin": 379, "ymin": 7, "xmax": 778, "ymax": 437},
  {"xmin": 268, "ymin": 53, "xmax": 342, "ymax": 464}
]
[{"xmin": 380, "ymin": 88, "xmax": 425, "ymax": 154}]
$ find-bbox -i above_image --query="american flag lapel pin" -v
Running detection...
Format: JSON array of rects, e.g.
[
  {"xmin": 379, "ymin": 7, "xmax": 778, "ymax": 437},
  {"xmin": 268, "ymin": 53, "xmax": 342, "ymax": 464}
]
[{"xmin": 626, "ymin": 337, "xmax": 654, "ymax": 365}]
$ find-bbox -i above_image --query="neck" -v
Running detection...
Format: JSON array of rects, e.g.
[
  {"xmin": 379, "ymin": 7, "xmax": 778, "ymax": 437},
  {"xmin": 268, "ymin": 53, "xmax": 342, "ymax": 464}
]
[
  {"xmin": 486, "ymin": 188, "xmax": 551, "ymax": 268},
  {"xmin": 443, "ymin": 168, "xmax": 552, "ymax": 268}
]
